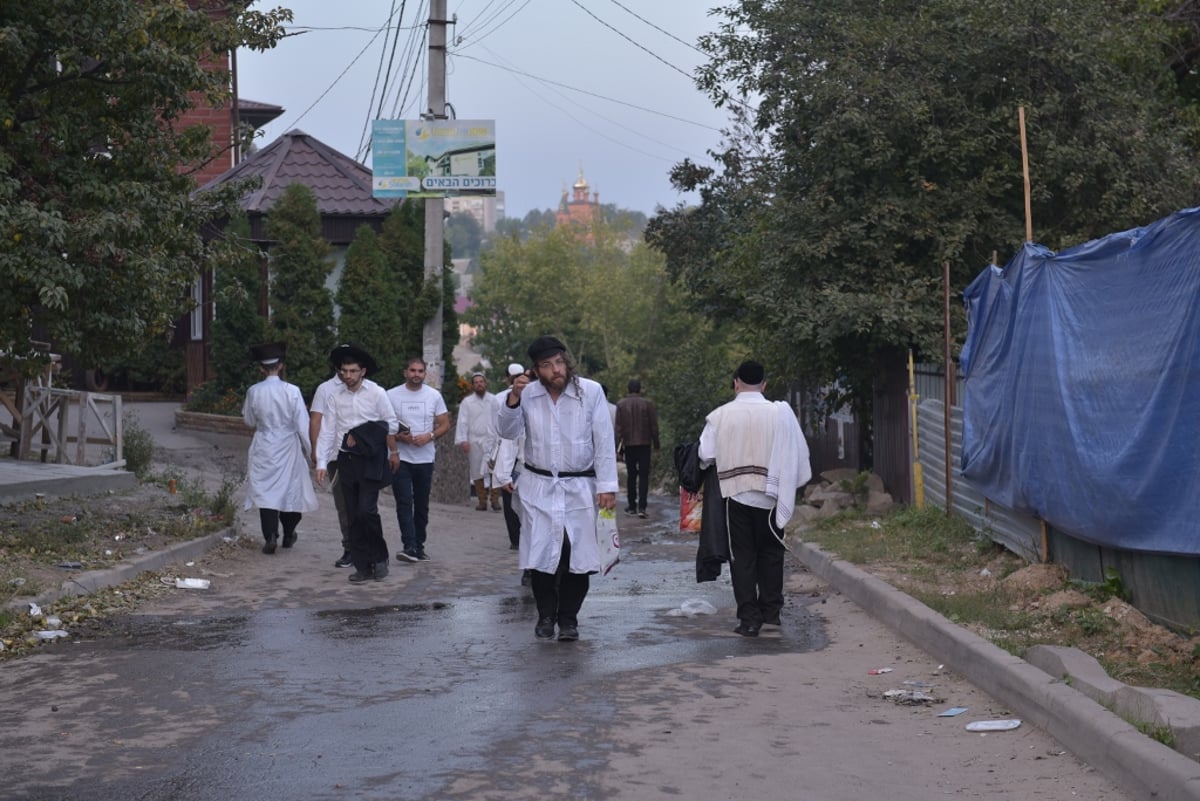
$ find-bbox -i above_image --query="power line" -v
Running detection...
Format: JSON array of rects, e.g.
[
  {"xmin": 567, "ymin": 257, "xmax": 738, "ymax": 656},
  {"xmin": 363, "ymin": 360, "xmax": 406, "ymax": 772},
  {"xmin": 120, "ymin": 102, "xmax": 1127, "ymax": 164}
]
[
  {"xmin": 473, "ymin": 44, "xmax": 704, "ymax": 163},
  {"xmin": 448, "ymin": 51, "xmax": 721, "ymax": 131},
  {"xmin": 278, "ymin": 26, "xmax": 391, "ymax": 135},
  {"xmin": 454, "ymin": 0, "xmax": 533, "ymax": 49},
  {"xmin": 566, "ymin": 0, "xmax": 694, "ymax": 82},
  {"xmin": 604, "ymin": 0, "xmax": 706, "ymax": 55},
  {"xmin": 357, "ymin": 0, "xmax": 407, "ymax": 161}
]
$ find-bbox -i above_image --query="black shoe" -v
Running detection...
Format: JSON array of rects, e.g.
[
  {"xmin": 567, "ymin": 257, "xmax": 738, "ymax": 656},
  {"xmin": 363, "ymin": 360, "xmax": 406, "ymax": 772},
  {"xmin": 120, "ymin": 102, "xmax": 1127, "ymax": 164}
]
[
  {"xmin": 763, "ymin": 616, "xmax": 781, "ymax": 626},
  {"xmin": 262, "ymin": 537, "xmax": 277, "ymax": 555},
  {"xmin": 396, "ymin": 550, "xmax": 419, "ymax": 563},
  {"xmin": 734, "ymin": 621, "xmax": 762, "ymax": 637},
  {"xmin": 520, "ymin": 569, "xmax": 532, "ymax": 587},
  {"xmin": 638, "ymin": 510, "xmax": 648, "ymax": 519},
  {"xmin": 509, "ymin": 543, "xmax": 519, "ymax": 550},
  {"xmin": 372, "ymin": 561, "xmax": 389, "ymax": 581},
  {"xmin": 624, "ymin": 507, "xmax": 636, "ymax": 515},
  {"xmin": 557, "ymin": 624, "xmax": 579, "ymax": 642},
  {"xmin": 281, "ymin": 531, "xmax": 297, "ymax": 548},
  {"xmin": 348, "ymin": 569, "xmax": 372, "ymax": 583},
  {"xmin": 535, "ymin": 617, "xmax": 556, "ymax": 639},
  {"xmin": 334, "ymin": 551, "xmax": 353, "ymax": 568},
  {"xmin": 415, "ymin": 551, "xmax": 431, "ymax": 561}
]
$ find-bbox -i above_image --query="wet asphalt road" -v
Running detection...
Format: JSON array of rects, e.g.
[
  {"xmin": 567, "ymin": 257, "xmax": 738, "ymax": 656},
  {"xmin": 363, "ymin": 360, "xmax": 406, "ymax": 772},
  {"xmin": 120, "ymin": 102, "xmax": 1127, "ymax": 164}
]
[{"xmin": 5, "ymin": 506, "xmax": 831, "ymax": 801}]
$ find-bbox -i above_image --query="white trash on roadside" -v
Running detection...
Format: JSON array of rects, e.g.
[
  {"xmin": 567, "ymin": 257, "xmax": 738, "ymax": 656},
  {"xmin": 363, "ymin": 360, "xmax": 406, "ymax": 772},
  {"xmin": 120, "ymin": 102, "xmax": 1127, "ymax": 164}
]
[
  {"xmin": 35, "ymin": 630, "xmax": 69, "ymax": 640},
  {"xmin": 163, "ymin": 577, "xmax": 211, "ymax": 590},
  {"xmin": 965, "ymin": 719, "xmax": 1021, "ymax": 732},
  {"xmin": 28, "ymin": 602, "xmax": 42, "ymax": 618},
  {"xmin": 666, "ymin": 598, "xmax": 718, "ymax": 617}
]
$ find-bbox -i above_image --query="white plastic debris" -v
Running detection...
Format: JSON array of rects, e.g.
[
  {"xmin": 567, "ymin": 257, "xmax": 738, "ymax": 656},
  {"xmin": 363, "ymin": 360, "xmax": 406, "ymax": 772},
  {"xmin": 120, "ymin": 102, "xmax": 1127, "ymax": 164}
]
[
  {"xmin": 966, "ymin": 719, "xmax": 1021, "ymax": 732},
  {"xmin": 35, "ymin": 630, "xmax": 69, "ymax": 640},
  {"xmin": 980, "ymin": 567, "xmax": 992, "ymax": 577},
  {"xmin": 173, "ymin": 578, "xmax": 210, "ymax": 590},
  {"xmin": 28, "ymin": 602, "xmax": 42, "ymax": 617},
  {"xmin": 666, "ymin": 598, "xmax": 718, "ymax": 617},
  {"xmin": 870, "ymin": 520, "xmax": 882, "ymax": 529},
  {"xmin": 44, "ymin": 616, "xmax": 62, "ymax": 629}
]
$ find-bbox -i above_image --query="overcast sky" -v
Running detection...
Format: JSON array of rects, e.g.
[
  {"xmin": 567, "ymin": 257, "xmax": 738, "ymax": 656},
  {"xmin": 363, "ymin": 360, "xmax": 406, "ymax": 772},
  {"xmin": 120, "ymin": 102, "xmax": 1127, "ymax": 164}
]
[{"xmin": 236, "ymin": 0, "xmax": 734, "ymax": 220}]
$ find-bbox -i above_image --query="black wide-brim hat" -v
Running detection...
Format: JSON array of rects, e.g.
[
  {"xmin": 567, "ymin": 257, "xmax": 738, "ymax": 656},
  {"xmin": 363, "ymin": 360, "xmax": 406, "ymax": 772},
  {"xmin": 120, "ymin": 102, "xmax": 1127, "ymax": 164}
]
[
  {"xmin": 527, "ymin": 335, "xmax": 567, "ymax": 364},
  {"xmin": 329, "ymin": 342, "xmax": 379, "ymax": 376},
  {"xmin": 249, "ymin": 341, "xmax": 286, "ymax": 365}
]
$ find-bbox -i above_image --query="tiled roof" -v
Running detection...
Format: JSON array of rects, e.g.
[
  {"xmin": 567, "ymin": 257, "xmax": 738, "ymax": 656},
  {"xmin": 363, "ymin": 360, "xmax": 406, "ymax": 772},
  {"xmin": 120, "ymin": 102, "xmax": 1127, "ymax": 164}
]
[{"xmin": 198, "ymin": 129, "xmax": 397, "ymax": 217}]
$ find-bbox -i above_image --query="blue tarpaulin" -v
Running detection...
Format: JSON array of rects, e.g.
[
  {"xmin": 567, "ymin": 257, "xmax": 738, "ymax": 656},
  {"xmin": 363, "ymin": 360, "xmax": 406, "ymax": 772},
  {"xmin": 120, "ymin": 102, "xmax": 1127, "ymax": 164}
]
[{"xmin": 959, "ymin": 207, "xmax": 1200, "ymax": 556}]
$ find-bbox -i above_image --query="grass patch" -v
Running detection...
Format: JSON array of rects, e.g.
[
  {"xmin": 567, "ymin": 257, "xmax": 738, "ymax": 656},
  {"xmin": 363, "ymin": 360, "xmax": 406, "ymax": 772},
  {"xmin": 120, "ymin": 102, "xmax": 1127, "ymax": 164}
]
[{"xmin": 799, "ymin": 505, "xmax": 1200, "ymax": 704}]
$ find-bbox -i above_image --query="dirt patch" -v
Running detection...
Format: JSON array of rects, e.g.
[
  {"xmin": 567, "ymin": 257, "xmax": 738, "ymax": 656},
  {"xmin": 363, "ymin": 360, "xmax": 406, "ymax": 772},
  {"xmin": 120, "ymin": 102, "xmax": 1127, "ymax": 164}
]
[{"xmin": 0, "ymin": 480, "xmax": 230, "ymax": 609}]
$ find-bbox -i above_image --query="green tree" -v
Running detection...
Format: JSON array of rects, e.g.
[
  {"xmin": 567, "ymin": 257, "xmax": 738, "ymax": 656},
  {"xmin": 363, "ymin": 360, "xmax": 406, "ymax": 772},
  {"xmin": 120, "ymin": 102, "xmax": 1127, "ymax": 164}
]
[
  {"xmin": 266, "ymin": 183, "xmax": 335, "ymax": 397},
  {"xmin": 650, "ymin": 0, "xmax": 1200, "ymax": 423},
  {"xmin": 0, "ymin": 1, "xmax": 288, "ymax": 375},
  {"xmin": 336, "ymin": 224, "xmax": 404, "ymax": 388},
  {"xmin": 445, "ymin": 211, "xmax": 483, "ymax": 260},
  {"xmin": 210, "ymin": 211, "xmax": 267, "ymax": 396}
]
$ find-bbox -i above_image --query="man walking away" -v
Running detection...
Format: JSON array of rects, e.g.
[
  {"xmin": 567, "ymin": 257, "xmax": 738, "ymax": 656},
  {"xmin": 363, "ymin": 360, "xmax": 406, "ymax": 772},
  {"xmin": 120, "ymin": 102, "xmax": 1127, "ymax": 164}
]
[
  {"xmin": 498, "ymin": 336, "xmax": 619, "ymax": 642},
  {"xmin": 243, "ymin": 342, "xmax": 318, "ymax": 554},
  {"xmin": 615, "ymin": 379, "xmax": 660, "ymax": 519},
  {"xmin": 456, "ymin": 371, "xmax": 500, "ymax": 510},
  {"xmin": 387, "ymin": 357, "xmax": 450, "ymax": 563},
  {"xmin": 315, "ymin": 343, "xmax": 400, "ymax": 583},
  {"xmin": 698, "ymin": 360, "xmax": 811, "ymax": 637}
]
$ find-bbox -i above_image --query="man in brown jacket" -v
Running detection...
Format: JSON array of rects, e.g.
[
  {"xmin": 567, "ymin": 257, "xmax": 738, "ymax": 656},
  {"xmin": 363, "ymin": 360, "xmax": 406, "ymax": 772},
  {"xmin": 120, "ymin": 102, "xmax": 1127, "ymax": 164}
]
[{"xmin": 614, "ymin": 379, "xmax": 660, "ymax": 518}]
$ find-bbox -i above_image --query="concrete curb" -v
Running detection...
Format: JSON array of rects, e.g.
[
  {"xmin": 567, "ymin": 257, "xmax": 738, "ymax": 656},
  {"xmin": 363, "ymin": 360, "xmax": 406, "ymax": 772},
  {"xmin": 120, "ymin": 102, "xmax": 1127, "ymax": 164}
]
[
  {"xmin": 796, "ymin": 542, "xmax": 1200, "ymax": 801},
  {"xmin": 9, "ymin": 528, "xmax": 234, "ymax": 611}
]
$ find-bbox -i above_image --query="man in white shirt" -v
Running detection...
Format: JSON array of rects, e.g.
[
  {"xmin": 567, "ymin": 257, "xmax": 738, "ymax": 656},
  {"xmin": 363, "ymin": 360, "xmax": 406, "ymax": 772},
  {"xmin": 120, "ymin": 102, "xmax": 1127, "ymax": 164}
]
[
  {"xmin": 387, "ymin": 357, "xmax": 450, "ymax": 562},
  {"xmin": 698, "ymin": 360, "xmax": 811, "ymax": 637},
  {"xmin": 498, "ymin": 336, "xmax": 618, "ymax": 642},
  {"xmin": 456, "ymin": 371, "xmax": 500, "ymax": 511},
  {"xmin": 309, "ymin": 371, "xmax": 354, "ymax": 567},
  {"xmin": 315, "ymin": 343, "xmax": 400, "ymax": 583},
  {"xmin": 491, "ymin": 363, "xmax": 526, "ymax": 553}
]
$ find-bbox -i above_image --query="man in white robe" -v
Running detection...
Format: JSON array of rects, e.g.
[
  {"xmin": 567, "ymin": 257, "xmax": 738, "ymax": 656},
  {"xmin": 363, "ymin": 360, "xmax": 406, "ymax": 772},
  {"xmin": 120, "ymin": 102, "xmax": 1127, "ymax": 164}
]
[
  {"xmin": 242, "ymin": 342, "xmax": 318, "ymax": 554},
  {"xmin": 498, "ymin": 336, "xmax": 618, "ymax": 642},
  {"xmin": 455, "ymin": 372, "xmax": 500, "ymax": 510}
]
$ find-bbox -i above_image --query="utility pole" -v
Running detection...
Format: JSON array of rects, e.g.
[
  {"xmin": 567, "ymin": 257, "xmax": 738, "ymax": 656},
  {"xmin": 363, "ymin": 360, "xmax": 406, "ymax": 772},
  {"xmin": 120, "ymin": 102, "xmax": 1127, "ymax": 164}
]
[{"xmin": 423, "ymin": 0, "xmax": 448, "ymax": 387}]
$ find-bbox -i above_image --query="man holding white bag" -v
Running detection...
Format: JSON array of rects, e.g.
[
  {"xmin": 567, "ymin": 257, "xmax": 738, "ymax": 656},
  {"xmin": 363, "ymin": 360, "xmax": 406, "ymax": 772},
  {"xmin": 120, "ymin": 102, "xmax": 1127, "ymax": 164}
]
[{"xmin": 497, "ymin": 335, "xmax": 618, "ymax": 642}]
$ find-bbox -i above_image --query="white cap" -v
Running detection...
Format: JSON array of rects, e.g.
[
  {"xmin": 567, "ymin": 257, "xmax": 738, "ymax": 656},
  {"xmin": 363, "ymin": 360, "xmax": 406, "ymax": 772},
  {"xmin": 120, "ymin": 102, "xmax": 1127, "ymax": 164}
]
[{"xmin": 507, "ymin": 362, "xmax": 524, "ymax": 377}]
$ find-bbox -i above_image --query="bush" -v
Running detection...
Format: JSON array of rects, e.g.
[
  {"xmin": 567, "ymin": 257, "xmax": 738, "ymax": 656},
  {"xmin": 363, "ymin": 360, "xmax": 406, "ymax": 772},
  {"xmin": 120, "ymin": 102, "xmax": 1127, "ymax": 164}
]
[
  {"xmin": 123, "ymin": 415, "xmax": 154, "ymax": 478},
  {"xmin": 184, "ymin": 381, "xmax": 243, "ymax": 416}
]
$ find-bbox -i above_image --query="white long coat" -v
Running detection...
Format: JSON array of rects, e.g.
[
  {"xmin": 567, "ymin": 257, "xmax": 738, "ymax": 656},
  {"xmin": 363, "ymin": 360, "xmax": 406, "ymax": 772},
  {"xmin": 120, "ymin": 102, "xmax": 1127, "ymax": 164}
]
[
  {"xmin": 497, "ymin": 376, "xmax": 618, "ymax": 574},
  {"xmin": 242, "ymin": 376, "xmax": 318, "ymax": 513}
]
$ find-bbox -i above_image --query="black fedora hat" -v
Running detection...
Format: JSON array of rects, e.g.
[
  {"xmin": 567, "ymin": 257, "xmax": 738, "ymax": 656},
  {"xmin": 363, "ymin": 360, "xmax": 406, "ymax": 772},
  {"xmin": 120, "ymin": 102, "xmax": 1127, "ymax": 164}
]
[
  {"xmin": 249, "ymin": 341, "xmax": 286, "ymax": 365},
  {"xmin": 329, "ymin": 342, "xmax": 379, "ymax": 376},
  {"xmin": 527, "ymin": 335, "xmax": 567, "ymax": 364}
]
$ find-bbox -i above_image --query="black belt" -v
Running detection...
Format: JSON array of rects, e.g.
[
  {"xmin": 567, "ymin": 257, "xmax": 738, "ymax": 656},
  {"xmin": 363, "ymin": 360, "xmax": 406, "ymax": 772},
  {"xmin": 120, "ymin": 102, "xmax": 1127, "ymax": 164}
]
[{"xmin": 524, "ymin": 463, "xmax": 595, "ymax": 478}]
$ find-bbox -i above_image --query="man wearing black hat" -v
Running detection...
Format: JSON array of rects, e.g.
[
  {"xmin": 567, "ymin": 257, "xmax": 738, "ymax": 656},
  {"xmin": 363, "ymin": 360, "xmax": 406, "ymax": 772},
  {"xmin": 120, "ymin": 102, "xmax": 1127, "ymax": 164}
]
[
  {"xmin": 315, "ymin": 343, "xmax": 401, "ymax": 583},
  {"xmin": 497, "ymin": 335, "xmax": 619, "ymax": 642},
  {"xmin": 615, "ymin": 379, "xmax": 660, "ymax": 519},
  {"xmin": 243, "ymin": 343, "xmax": 319, "ymax": 554},
  {"xmin": 697, "ymin": 360, "xmax": 811, "ymax": 637}
]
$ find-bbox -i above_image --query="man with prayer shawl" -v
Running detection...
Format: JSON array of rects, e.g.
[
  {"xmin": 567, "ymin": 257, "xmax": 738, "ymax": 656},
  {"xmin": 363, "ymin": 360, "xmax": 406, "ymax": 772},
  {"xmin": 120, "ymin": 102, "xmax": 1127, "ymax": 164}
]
[{"xmin": 698, "ymin": 360, "xmax": 811, "ymax": 637}]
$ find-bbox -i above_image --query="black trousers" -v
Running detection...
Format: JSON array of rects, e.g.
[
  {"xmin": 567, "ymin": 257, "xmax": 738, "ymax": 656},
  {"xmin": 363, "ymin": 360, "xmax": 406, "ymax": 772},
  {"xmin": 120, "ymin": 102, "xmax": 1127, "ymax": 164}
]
[
  {"xmin": 501, "ymin": 486, "xmax": 521, "ymax": 549},
  {"xmin": 624, "ymin": 444, "xmax": 651, "ymax": 512},
  {"xmin": 334, "ymin": 459, "xmax": 389, "ymax": 572},
  {"xmin": 327, "ymin": 461, "xmax": 352, "ymax": 550},
  {"xmin": 530, "ymin": 531, "xmax": 590, "ymax": 627},
  {"xmin": 258, "ymin": 509, "xmax": 301, "ymax": 542},
  {"xmin": 726, "ymin": 500, "xmax": 785, "ymax": 625}
]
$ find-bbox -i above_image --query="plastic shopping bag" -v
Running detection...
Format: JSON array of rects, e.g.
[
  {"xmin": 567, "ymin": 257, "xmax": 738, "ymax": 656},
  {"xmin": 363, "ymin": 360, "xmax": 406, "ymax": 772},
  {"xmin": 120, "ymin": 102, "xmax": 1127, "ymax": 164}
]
[
  {"xmin": 679, "ymin": 487, "xmax": 703, "ymax": 533},
  {"xmin": 596, "ymin": 508, "xmax": 620, "ymax": 575}
]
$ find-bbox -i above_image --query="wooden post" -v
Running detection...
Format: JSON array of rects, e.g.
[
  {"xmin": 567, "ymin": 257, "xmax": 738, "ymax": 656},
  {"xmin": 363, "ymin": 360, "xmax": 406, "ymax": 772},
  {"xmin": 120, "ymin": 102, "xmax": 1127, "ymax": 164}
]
[{"xmin": 1019, "ymin": 106, "xmax": 1033, "ymax": 243}]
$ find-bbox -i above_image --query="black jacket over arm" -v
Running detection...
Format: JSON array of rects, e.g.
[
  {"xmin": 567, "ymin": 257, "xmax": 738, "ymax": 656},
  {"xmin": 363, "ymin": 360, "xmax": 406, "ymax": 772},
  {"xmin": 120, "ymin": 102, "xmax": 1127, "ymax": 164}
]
[{"xmin": 338, "ymin": 420, "xmax": 391, "ymax": 487}]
